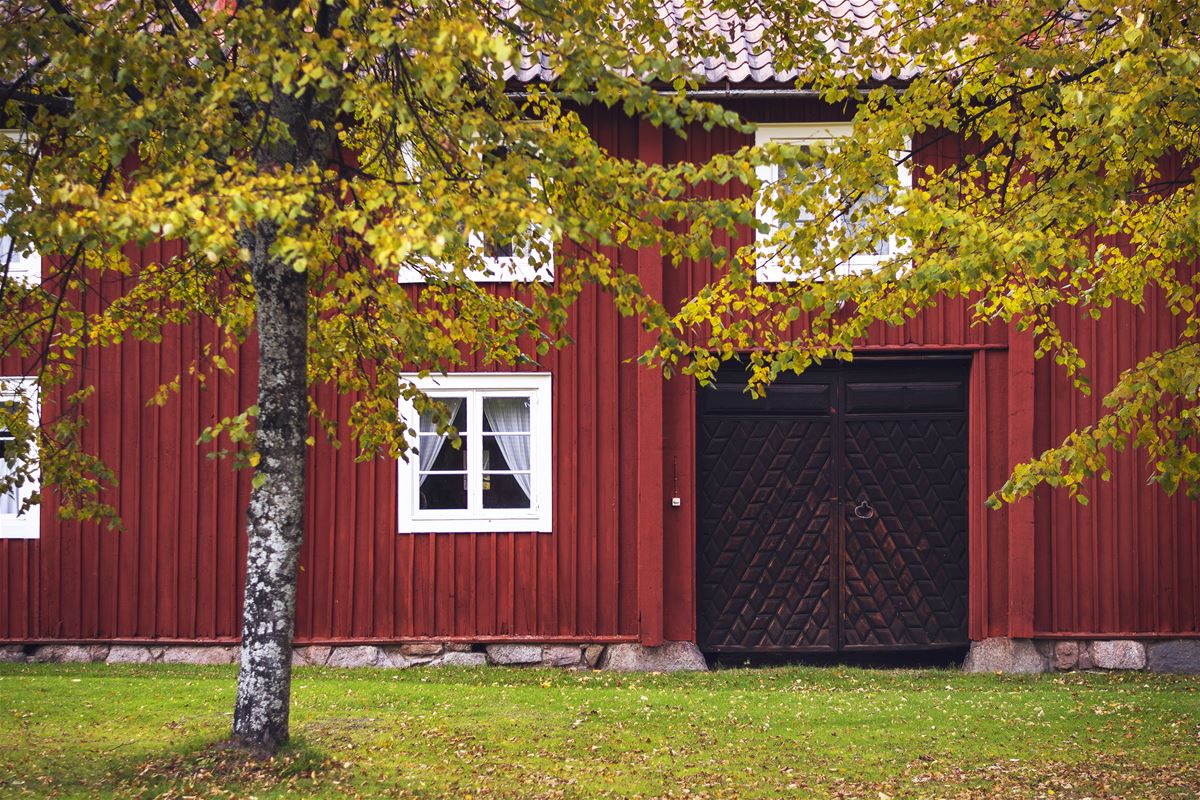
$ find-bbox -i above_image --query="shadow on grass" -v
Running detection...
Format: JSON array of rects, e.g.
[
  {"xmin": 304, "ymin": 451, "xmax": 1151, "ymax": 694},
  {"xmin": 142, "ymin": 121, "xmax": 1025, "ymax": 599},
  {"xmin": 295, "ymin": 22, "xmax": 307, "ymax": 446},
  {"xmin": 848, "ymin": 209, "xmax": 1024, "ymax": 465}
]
[{"xmin": 107, "ymin": 736, "xmax": 344, "ymax": 798}]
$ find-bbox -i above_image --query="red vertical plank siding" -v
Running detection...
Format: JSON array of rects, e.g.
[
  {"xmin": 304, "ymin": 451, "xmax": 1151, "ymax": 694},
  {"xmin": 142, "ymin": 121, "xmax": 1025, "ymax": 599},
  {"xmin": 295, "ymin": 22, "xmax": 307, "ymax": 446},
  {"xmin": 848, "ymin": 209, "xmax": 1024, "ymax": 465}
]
[
  {"xmin": 1031, "ymin": 271, "xmax": 1200, "ymax": 638},
  {"xmin": 968, "ymin": 351, "xmax": 991, "ymax": 638},
  {"xmin": 95, "ymin": 281, "xmax": 119, "ymax": 638},
  {"xmin": 194, "ymin": 318, "xmax": 218, "ymax": 639},
  {"xmin": 1006, "ymin": 330, "xmax": 1036, "ymax": 637},
  {"xmin": 635, "ymin": 118, "xmax": 666, "ymax": 646},
  {"xmin": 617, "ymin": 312, "xmax": 642, "ymax": 636},
  {"xmin": 158, "ymin": 301, "xmax": 181, "ymax": 638},
  {"xmin": 1, "ymin": 99, "xmax": 1197, "ymax": 647},
  {"xmin": 592, "ymin": 292, "xmax": 619, "ymax": 638},
  {"xmin": 374, "ymin": 457, "xmax": 395, "ymax": 637},
  {"xmin": 661, "ymin": 371, "xmax": 697, "ymax": 642},
  {"xmin": 175, "ymin": 321, "xmax": 197, "ymax": 635},
  {"xmin": 596, "ymin": 290, "xmax": 621, "ymax": 637},
  {"xmin": 986, "ymin": 352, "xmax": 1014, "ymax": 636}
]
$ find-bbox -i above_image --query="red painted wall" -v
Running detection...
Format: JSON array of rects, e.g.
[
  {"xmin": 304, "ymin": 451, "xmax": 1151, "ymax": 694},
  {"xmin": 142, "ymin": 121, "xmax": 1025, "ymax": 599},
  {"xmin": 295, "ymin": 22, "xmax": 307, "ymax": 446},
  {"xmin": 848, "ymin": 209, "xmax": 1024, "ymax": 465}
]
[
  {"xmin": 1032, "ymin": 288, "xmax": 1200, "ymax": 636},
  {"xmin": 1, "ymin": 100, "xmax": 1196, "ymax": 645}
]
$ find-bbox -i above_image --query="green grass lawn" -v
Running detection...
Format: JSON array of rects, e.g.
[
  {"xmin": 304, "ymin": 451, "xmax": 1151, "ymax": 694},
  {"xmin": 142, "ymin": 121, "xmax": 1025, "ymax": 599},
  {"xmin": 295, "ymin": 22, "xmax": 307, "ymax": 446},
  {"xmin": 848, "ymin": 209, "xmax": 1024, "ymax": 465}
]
[{"xmin": 0, "ymin": 663, "xmax": 1198, "ymax": 798}]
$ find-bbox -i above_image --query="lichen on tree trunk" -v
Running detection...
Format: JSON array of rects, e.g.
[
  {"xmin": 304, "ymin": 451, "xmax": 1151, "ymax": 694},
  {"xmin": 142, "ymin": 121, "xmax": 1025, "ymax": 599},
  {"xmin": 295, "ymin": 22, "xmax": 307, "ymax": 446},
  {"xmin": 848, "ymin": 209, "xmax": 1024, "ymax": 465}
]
[{"xmin": 231, "ymin": 222, "xmax": 310, "ymax": 752}]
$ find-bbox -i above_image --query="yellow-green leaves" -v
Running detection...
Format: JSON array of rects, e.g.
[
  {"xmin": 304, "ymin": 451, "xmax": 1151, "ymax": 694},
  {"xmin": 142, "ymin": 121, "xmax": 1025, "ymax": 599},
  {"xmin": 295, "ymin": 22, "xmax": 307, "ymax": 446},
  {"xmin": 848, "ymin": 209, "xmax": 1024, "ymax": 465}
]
[
  {"xmin": 0, "ymin": 0, "xmax": 792, "ymax": 522},
  {"xmin": 655, "ymin": 0, "xmax": 1200, "ymax": 504},
  {"xmin": 4, "ymin": 0, "xmax": 1198, "ymax": 522}
]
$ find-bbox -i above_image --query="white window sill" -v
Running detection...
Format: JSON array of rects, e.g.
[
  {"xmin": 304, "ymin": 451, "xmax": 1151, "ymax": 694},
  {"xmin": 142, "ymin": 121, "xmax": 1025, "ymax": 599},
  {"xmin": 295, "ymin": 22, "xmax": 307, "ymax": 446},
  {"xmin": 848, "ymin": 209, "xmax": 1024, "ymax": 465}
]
[
  {"xmin": 0, "ymin": 514, "xmax": 39, "ymax": 539},
  {"xmin": 398, "ymin": 257, "xmax": 553, "ymax": 284},
  {"xmin": 3, "ymin": 257, "xmax": 41, "ymax": 286},
  {"xmin": 398, "ymin": 513, "xmax": 551, "ymax": 534},
  {"xmin": 756, "ymin": 254, "xmax": 895, "ymax": 284}
]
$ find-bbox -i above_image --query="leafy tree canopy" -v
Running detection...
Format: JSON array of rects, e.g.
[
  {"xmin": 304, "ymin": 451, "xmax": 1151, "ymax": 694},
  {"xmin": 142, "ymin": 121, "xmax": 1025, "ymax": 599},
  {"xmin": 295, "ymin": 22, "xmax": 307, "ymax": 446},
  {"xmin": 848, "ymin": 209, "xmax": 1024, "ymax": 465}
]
[
  {"xmin": 1, "ymin": 1, "xmax": 1196, "ymax": 521},
  {"xmin": 0, "ymin": 0, "xmax": 846, "ymax": 521},
  {"xmin": 649, "ymin": 0, "xmax": 1200, "ymax": 505}
]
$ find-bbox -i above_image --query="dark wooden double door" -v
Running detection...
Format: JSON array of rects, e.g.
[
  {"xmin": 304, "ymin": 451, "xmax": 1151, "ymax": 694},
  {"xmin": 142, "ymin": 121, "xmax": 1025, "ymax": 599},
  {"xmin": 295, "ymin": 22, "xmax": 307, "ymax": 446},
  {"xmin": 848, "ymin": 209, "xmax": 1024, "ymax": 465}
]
[{"xmin": 697, "ymin": 359, "xmax": 970, "ymax": 653}]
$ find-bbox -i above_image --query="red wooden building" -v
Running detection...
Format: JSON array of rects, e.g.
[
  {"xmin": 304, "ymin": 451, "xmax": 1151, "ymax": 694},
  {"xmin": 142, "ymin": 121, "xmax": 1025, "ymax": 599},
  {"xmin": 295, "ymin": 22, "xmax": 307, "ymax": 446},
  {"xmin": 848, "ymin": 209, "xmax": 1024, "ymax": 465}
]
[{"xmin": 1, "ymin": 16, "xmax": 1198, "ymax": 673}]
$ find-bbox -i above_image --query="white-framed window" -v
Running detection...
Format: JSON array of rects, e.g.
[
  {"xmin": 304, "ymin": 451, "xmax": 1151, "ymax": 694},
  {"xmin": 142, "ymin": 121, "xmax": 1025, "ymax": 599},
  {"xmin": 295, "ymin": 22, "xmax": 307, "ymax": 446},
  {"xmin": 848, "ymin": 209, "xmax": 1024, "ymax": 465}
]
[
  {"xmin": 0, "ymin": 130, "xmax": 40, "ymax": 285},
  {"xmin": 755, "ymin": 122, "xmax": 909, "ymax": 283},
  {"xmin": 397, "ymin": 372, "xmax": 552, "ymax": 533},
  {"xmin": 0, "ymin": 376, "xmax": 39, "ymax": 540},
  {"xmin": 396, "ymin": 141, "xmax": 554, "ymax": 284}
]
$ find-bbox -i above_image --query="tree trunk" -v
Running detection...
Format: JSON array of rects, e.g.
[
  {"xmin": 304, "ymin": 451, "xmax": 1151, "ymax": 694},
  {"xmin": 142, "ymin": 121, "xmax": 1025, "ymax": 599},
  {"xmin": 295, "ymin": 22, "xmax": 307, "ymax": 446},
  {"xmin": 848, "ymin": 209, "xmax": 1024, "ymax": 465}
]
[{"xmin": 231, "ymin": 224, "xmax": 309, "ymax": 752}]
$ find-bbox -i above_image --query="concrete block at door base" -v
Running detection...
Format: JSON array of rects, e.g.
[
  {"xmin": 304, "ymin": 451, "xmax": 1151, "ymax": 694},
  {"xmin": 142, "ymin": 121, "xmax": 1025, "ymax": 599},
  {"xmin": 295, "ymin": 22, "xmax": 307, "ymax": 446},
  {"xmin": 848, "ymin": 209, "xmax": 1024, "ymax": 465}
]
[
  {"xmin": 598, "ymin": 641, "xmax": 709, "ymax": 672},
  {"xmin": 325, "ymin": 645, "xmax": 386, "ymax": 668},
  {"xmin": 0, "ymin": 645, "xmax": 28, "ymax": 662},
  {"xmin": 962, "ymin": 638, "xmax": 1049, "ymax": 674},
  {"xmin": 485, "ymin": 644, "xmax": 543, "ymax": 665},
  {"xmin": 1146, "ymin": 640, "xmax": 1200, "ymax": 674},
  {"xmin": 965, "ymin": 637, "xmax": 1200, "ymax": 674},
  {"xmin": 28, "ymin": 644, "xmax": 112, "ymax": 663},
  {"xmin": 161, "ymin": 645, "xmax": 239, "ymax": 665},
  {"xmin": 1089, "ymin": 640, "xmax": 1146, "ymax": 671}
]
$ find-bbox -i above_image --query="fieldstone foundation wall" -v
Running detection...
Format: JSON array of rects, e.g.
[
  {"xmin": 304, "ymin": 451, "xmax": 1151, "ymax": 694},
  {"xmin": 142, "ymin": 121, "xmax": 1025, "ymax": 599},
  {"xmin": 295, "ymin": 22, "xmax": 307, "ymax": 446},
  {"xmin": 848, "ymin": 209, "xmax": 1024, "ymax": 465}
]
[
  {"xmin": 0, "ymin": 640, "xmax": 709, "ymax": 672},
  {"xmin": 964, "ymin": 637, "xmax": 1200, "ymax": 674},
  {"xmin": 0, "ymin": 643, "xmax": 241, "ymax": 665}
]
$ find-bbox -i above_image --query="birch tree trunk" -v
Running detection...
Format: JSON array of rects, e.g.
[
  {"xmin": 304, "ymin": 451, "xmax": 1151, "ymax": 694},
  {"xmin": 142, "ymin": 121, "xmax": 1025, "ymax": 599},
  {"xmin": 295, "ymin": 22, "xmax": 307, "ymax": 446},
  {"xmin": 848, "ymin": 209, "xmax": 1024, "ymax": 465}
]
[{"xmin": 231, "ymin": 221, "xmax": 309, "ymax": 751}]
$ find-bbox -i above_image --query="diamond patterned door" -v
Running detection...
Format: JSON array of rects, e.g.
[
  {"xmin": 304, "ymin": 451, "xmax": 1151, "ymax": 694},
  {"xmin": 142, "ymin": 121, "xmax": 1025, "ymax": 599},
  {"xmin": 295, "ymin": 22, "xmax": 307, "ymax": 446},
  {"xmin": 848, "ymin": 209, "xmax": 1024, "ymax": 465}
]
[
  {"xmin": 697, "ymin": 417, "xmax": 837, "ymax": 652},
  {"xmin": 841, "ymin": 417, "xmax": 969, "ymax": 649},
  {"xmin": 696, "ymin": 360, "xmax": 970, "ymax": 654}
]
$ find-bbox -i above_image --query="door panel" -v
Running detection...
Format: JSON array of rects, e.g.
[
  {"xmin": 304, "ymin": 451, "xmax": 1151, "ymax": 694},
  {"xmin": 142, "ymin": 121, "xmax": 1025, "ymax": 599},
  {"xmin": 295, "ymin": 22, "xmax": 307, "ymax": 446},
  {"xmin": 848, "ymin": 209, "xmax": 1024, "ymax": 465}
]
[
  {"xmin": 696, "ymin": 359, "xmax": 971, "ymax": 655},
  {"xmin": 841, "ymin": 417, "xmax": 970, "ymax": 649},
  {"xmin": 697, "ymin": 418, "xmax": 836, "ymax": 652}
]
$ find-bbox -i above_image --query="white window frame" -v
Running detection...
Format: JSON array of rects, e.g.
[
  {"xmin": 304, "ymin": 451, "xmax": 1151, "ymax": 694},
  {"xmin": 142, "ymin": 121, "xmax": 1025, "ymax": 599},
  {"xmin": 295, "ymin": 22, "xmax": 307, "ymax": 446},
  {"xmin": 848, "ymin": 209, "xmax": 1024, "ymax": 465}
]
[
  {"xmin": 755, "ymin": 122, "xmax": 910, "ymax": 283},
  {"xmin": 395, "ymin": 141, "xmax": 553, "ymax": 284},
  {"xmin": 0, "ymin": 376, "xmax": 39, "ymax": 540},
  {"xmin": 0, "ymin": 130, "xmax": 40, "ymax": 285},
  {"xmin": 397, "ymin": 372, "xmax": 552, "ymax": 533},
  {"xmin": 396, "ymin": 229, "xmax": 554, "ymax": 284}
]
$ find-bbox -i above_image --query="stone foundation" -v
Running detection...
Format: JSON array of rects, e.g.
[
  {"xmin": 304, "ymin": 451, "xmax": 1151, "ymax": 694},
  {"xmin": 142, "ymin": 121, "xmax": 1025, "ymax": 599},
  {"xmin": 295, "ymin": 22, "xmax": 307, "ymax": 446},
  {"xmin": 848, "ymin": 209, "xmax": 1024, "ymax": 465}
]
[
  {"xmin": 964, "ymin": 637, "xmax": 1200, "ymax": 674},
  {"xmin": 0, "ymin": 643, "xmax": 242, "ymax": 665},
  {"xmin": 2, "ymin": 640, "xmax": 709, "ymax": 672}
]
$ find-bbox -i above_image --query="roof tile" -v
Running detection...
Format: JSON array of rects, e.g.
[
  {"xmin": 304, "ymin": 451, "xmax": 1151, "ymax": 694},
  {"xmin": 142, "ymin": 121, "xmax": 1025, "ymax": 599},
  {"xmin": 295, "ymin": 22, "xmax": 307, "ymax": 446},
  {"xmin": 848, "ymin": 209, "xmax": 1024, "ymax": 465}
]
[{"xmin": 506, "ymin": 0, "xmax": 897, "ymax": 84}]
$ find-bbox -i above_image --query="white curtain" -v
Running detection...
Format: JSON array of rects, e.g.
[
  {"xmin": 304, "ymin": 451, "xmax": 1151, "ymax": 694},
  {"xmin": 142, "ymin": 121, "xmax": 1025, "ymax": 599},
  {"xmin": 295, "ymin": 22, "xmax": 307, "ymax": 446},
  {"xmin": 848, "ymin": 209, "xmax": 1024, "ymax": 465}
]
[
  {"xmin": 418, "ymin": 397, "xmax": 462, "ymax": 486},
  {"xmin": 483, "ymin": 397, "xmax": 532, "ymax": 500}
]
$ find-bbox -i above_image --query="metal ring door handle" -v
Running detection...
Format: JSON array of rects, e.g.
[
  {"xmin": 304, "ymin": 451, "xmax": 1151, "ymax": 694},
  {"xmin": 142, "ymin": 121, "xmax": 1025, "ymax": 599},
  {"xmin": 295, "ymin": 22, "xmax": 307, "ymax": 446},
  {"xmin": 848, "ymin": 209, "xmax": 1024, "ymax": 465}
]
[{"xmin": 853, "ymin": 500, "xmax": 874, "ymax": 519}]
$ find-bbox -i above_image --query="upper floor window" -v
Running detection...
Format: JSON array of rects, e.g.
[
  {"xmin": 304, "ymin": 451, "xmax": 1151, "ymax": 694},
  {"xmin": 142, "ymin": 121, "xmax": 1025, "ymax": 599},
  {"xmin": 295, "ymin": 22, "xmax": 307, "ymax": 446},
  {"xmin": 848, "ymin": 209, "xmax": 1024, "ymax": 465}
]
[
  {"xmin": 396, "ymin": 141, "xmax": 554, "ymax": 284},
  {"xmin": 755, "ymin": 122, "xmax": 909, "ymax": 283},
  {"xmin": 397, "ymin": 372, "xmax": 552, "ymax": 533},
  {"xmin": 0, "ymin": 130, "xmax": 40, "ymax": 286},
  {"xmin": 0, "ymin": 376, "xmax": 39, "ymax": 540}
]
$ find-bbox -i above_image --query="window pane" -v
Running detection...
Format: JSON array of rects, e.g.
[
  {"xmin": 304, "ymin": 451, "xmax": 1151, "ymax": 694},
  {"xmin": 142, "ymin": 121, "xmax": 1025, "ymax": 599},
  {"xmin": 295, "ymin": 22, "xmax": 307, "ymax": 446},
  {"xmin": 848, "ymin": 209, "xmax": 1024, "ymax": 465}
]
[
  {"xmin": 483, "ymin": 236, "xmax": 516, "ymax": 259},
  {"xmin": 482, "ymin": 396, "xmax": 530, "ymax": 432},
  {"xmin": 419, "ymin": 396, "xmax": 466, "ymax": 433},
  {"xmin": 842, "ymin": 185, "xmax": 890, "ymax": 256},
  {"xmin": 418, "ymin": 473, "xmax": 467, "ymax": 510},
  {"xmin": 0, "ymin": 436, "xmax": 19, "ymax": 515},
  {"xmin": 417, "ymin": 434, "xmax": 464, "ymax": 471},
  {"xmin": 775, "ymin": 153, "xmax": 820, "ymax": 224},
  {"xmin": 773, "ymin": 139, "xmax": 891, "ymax": 260},
  {"xmin": 483, "ymin": 472, "xmax": 532, "ymax": 509},
  {"xmin": 482, "ymin": 433, "xmax": 531, "ymax": 473},
  {"xmin": 0, "ymin": 187, "xmax": 12, "ymax": 266}
]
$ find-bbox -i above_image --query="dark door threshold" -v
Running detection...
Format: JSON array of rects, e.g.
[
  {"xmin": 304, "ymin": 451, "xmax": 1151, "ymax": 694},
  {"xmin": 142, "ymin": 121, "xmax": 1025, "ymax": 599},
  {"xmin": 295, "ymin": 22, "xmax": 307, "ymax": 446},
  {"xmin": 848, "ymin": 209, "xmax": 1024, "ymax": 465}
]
[{"xmin": 706, "ymin": 647, "xmax": 970, "ymax": 670}]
